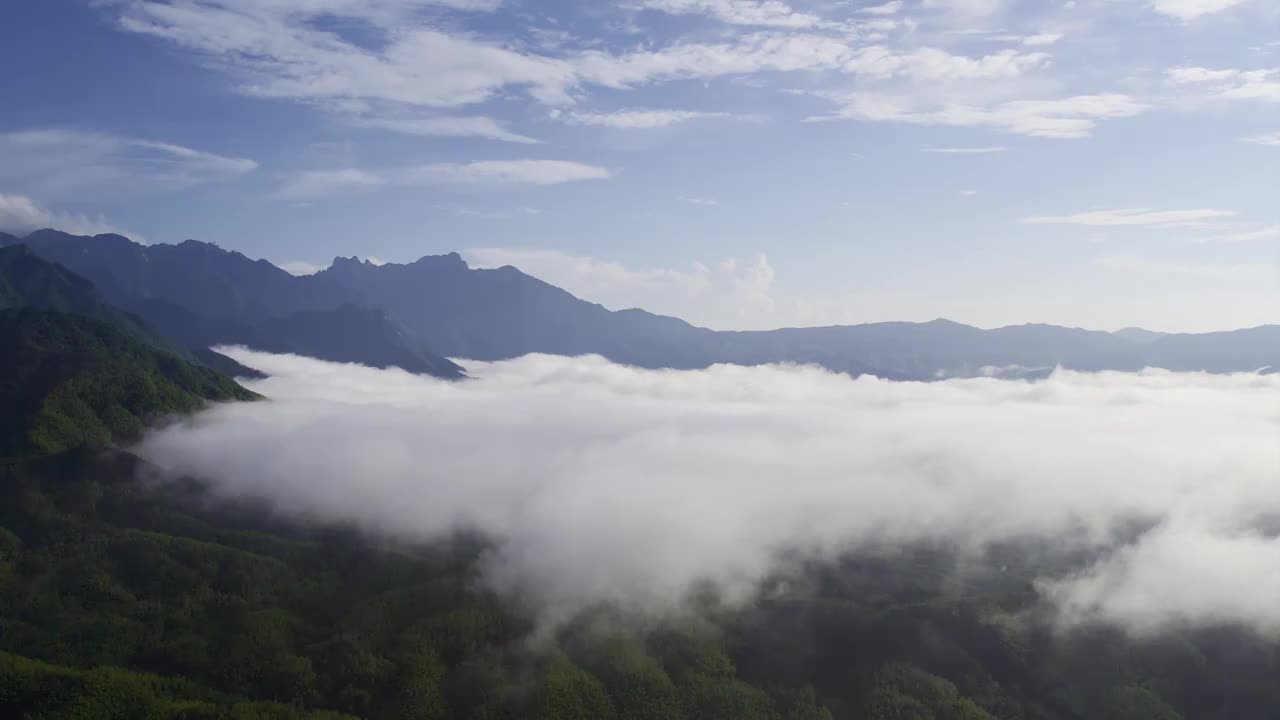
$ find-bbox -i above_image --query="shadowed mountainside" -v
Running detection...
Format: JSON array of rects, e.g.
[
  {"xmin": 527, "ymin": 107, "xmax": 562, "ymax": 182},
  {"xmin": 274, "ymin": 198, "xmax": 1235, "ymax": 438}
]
[
  {"xmin": 14, "ymin": 231, "xmax": 463, "ymax": 379},
  {"xmin": 14, "ymin": 230, "xmax": 1278, "ymax": 380}
]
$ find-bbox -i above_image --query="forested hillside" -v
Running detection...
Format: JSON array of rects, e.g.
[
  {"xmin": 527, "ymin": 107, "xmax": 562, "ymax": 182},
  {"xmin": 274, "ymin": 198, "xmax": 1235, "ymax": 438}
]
[
  {"xmin": 0, "ymin": 308, "xmax": 257, "ymax": 457},
  {"xmin": 3, "ymin": 441, "xmax": 1280, "ymax": 718}
]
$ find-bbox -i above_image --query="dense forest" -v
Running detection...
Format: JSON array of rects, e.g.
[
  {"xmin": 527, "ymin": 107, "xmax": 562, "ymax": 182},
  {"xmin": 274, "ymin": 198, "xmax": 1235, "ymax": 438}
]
[
  {"xmin": 4, "ymin": 443, "xmax": 1280, "ymax": 719},
  {"xmin": 0, "ymin": 308, "xmax": 257, "ymax": 458}
]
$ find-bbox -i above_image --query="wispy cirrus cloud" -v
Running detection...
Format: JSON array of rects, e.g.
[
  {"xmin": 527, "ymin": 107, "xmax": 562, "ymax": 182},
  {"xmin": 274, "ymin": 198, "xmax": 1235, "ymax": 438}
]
[
  {"xmin": 1020, "ymin": 208, "xmax": 1236, "ymax": 227},
  {"xmin": 1168, "ymin": 66, "xmax": 1280, "ymax": 102},
  {"xmin": 0, "ymin": 128, "xmax": 256, "ymax": 197},
  {"xmin": 1022, "ymin": 32, "xmax": 1063, "ymax": 47},
  {"xmin": 401, "ymin": 160, "xmax": 613, "ymax": 186},
  {"xmin": 1242, "ymin": 131, "xmax": 1280, "ymax": 145},
  {"xmin": 350, "ymin": 115, "xmax": 540, "ymax": 144},
  {"xmin": 105, "ymin": 0, "xmax": 1170, "ymax": 149},
  {"xmin": 552, "ymin": 108, "xmax": 735, "ymax": 129},
  {"xmin": 636, "ymin": 0, "xmax": 827, "ymax": 28},
  {"xmin": 1148, "ymin": 0, "xmax": 1253, "ymax": 21},
  {"xmin": 1190, "ymin": 225, "xmax": 1280, "ymax": 244},
  {"xmin": 812, "ymin": 93, "xmax": 1150, "ymax": 139},
  {"xmin": 682, "ymin": 196, "xmax": 721, "ymax": 206},
  {"xmin": 280, "ymin": 160, "xmax": 612, "ymax": 198},
  {"xmin": 114, "ymin": 1, "xmax": 578, "ymax": 108},
  {"xmin": 278, "ymin": 169, "xmax": 386, "ymax": 199},
  {"xmin": 858, "ymin": 1, "xmax": 903, "ymax": 16}
]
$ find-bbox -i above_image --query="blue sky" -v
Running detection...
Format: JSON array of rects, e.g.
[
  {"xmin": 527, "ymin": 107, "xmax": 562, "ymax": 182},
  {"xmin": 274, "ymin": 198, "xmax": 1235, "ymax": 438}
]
[{"xmin": 1, "ymin": 0, "xmax": 1277, "ymax": 332}]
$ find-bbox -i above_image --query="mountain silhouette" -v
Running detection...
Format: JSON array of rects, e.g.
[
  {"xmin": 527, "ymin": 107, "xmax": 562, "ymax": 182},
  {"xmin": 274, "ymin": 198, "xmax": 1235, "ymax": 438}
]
[
  {"xmin": 14, "ymin": 230, "xmax": 1279, "ymax": 379},
  {"xmin": 16, "ymin": 230, "xmax": 463, "ymax": 378}
]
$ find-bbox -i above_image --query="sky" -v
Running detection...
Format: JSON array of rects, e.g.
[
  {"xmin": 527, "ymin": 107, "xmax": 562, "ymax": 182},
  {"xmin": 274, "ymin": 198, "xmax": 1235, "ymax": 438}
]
[{"xmin": 1, "ymin": 0, "xmax": 1277, "ymax": 332}]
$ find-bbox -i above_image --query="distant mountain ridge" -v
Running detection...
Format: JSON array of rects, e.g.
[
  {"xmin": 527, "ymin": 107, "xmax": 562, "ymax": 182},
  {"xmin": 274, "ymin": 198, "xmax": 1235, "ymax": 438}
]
[
  {"xmin": 0, "ymin": 244, "xmax": 265, "ymax": 378},
  {"xmin": 12, "ymin": 229, "xmax": 1279, "ymax": 380},
  {"xmin": 14, "ymin": 230, "xmax": 463, "ymax": 379}
]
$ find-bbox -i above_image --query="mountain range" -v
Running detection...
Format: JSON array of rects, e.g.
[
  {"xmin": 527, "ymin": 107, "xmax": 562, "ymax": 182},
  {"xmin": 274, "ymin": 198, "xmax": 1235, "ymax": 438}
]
[{"xmin": 6, "ymin": 229, "xmax": 1278, "ymax": 380}]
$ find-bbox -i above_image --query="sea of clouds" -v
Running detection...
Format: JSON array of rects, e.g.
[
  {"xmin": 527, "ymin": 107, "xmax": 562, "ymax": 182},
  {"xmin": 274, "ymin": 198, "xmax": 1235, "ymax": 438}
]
[{"xmin": 135, "ymin": 349, "xmax": 1280, "ymax": 634}]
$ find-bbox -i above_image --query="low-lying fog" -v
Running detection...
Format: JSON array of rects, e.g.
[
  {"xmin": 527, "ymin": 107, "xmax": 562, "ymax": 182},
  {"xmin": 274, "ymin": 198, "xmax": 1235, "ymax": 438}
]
[{"xmin": 137, "ymin": 349, "xmax": 1280, "ymax": 634}]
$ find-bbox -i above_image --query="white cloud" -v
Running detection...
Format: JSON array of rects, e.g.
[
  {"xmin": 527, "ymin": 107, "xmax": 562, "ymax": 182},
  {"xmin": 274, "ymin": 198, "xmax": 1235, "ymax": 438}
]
[
  {"xmin": 553, "ymin": 109, "xmax": 733, "ymax": 129},
  {"xmin": 1168, "ymin": 66, "xmax": 1280, "ymax": 102},
  {"xmin": 1020, "ymin": 208, "xmax": 1236, "ymax": 226},
  {"xmin": 572, "ymin": 33, "xmax": 859, "ymax": 88},
  {"xmin": 0, "ymin": 128, "xmax": 257, "ymax": 197},
  {"xmin": 117, "ymin": 0, "xmax": 1059, "ymax": 113},
  {"xmin": 682, "ymin": 196, "xmax": 721, "ymax": 206},
  {"xmin": 351, "ymin": 115, "xmax": 540, "ymax": 144},
  {"xmin": 1191, "ymin": 225, "xmax": 1280, "ymax": 244},
  {"xmin": 279, "ymin": 169, "xmax": 386, "ymax": 199},
  {"xmin": 277, "ymin": 260, "xmax": 328, "ymax": 276},
  {"xmin": 465, "ymin": 248, "xmax": 776, "ymax": 327},
  {"xmin": 1022, "ymin": 32, "xmax": 1064, "ymax": 46},
  {"xmin": 115, "ymin": 1, "xmax": 577, "ymax": 108},
  {"xmin": 922, "ymin": 145, "xmax": 1008, "ymax": 153},
  {"xmin": 0, "ymin": 193, "xmax": 140, "ymax": 240},
  {"xmin": 813, "ymin": 93, "xmax": 1150, "ymax": 139},
  {"xmin": 858, "ymin": 1, "xmax": 903, "ymax": 16},
  {"xmin": 1148, "ymin": 0, "xmax": 1252, "ymax": 21},
  {"xmin": 922, "ymin": 0, "xmax": 1007, "ymax": 18},
  {"xmin": 282, "ymin": 160, "xmax": 612, "ymax": 197},
  {"xmin": 1243, "ymin": 131, "xmax": 1280, "ymax": 145},
  {"xmin": 400, "ymin": 159, "xmax": 613, "ymax": 186},
  {"xmin": 107, "ymin": 0, "xmax": 1149, "ymax": 145},
  {"xmin": 638, "ymin": 0, "xmax": 826, "ymax": 28},
  {"xmin": 463, "ymin": 247, "xmax": 1277, "ymax": 332},
  {"xmin": 842, "ymin": 46, "xmax": 1051, "ymax": 81},
  {"xmin": 1166, "ymin": 67, "xmax": 1243, "ymax": 84},
  {"xmin": 1046, "ymin": 522, "xmax": 1280, "ymax": 634},
  {"xmin": 138, "ymin": 350, "xmax": 1280, "ymax": 633}
]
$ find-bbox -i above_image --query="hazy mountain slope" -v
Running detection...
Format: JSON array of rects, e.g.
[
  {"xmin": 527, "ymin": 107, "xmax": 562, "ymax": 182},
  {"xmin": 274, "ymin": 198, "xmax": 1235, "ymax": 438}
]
[
  {"xmin": 0, "ymin": 308, "xmax": 258, "ymax": 457},
  {"xmin": 0, "ymin": 245, "xmax": 259, "ymax": 377},
  {"xmin": 257, "ymin": 305, "xmax": 466, "ymax": 377},
  {"xmin": 130, "ymin": 298, "xmax": 464, "ymax": 379},
  {"xmin": 0, "ymin": 232, "xmax": 17, "ymax": 247},
  {"xmin": 19, "ymin": 230, "xmax": 342, "ymax": 319},
  {"xmin": 18, "ymin": 231, "xmax": 463, "ymax": 378},
  {"xmin": 315, "ymin": 257, "xmax": 1145, "ymax": 377},
  {"xmin": 190, "ymin": 347, "xmax": 268, "ymax": 379},
  {"xmin": 127, "ymin": 297, "xmax": 272, "ymax": 351},
  {"xmin": 0, "ymin": 244, "xmax": 150, "ymax": 336},
  {"xmin": 1143, "ymin": 326, "xmax": 1280, "ymax": 372},
  {"xmin": 314, "ymin": 255, "xmax": 762, "ymax": 374},
  {"xmin": 1113, "ymin": 327, "xmax": 1168, "ymax": 345},
  {"xmin": 16, "ymin": 231, "xmax": 1279, "ymax": 379}
]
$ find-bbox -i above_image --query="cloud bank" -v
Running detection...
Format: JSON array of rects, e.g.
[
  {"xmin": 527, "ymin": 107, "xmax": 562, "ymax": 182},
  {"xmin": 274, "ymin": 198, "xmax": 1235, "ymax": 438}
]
[
  {"xmin": 0, "ymin": 193, "xmax": 139, "ymax": 240},
  {"xmin": 137, "ymin": 350, "xmax": 1280, "ymax": 633}
]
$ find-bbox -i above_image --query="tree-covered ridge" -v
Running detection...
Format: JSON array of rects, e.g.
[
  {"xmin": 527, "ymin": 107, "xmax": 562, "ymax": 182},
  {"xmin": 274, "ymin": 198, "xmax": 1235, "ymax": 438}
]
[
  {"xmin": 0, "ymin": 451, "xmax": 830, "ymax": 719},
  {"xmin": 0, "ymin": 308, "xmax": 258, "ymax": 457},
  {"xmin": 0, "ymin": 244, "xmax": 149, "ymax": 338},
  {"xmin": 14, "ymin": 231, "xmax": 465, "ymax": 380},
  {"xmin": 2, "ymin": 446, "xmax": 1279, "ymax": 718}
]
